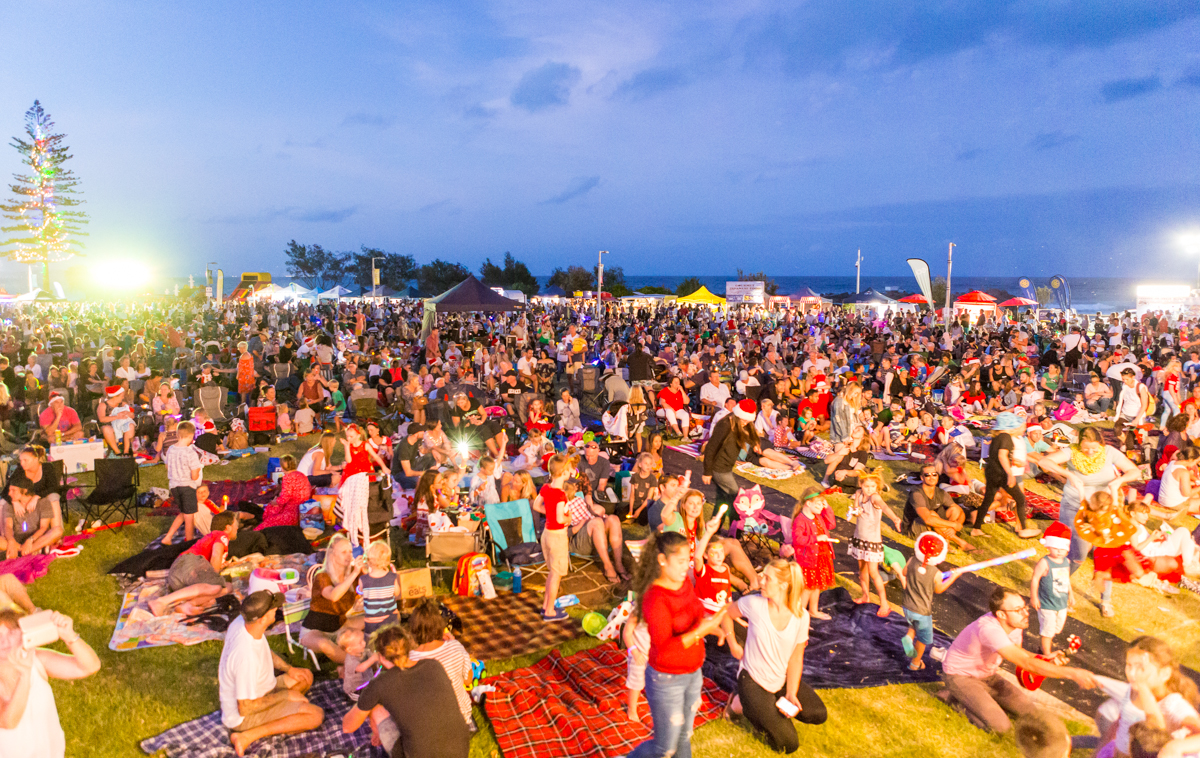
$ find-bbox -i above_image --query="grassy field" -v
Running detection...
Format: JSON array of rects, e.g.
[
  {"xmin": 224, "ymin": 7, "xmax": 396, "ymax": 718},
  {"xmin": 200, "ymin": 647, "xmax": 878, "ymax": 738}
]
[{"xmin": 23, "ymin": 435, "xmax": 1132, "ymax": 757}]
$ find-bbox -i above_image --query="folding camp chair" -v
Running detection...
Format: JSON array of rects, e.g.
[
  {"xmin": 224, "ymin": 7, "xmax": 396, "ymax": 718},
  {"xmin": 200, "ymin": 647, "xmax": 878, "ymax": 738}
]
[
  {"xmin": 426, "ymin": 527, "xmax": 484, "ymax": 583},
  {"xmin": 195, "ymin": 384, "xmax": 230, "ymax": 425},
  {"xmin": 77, "ymin": 457, "xmax": 140, "ymax": 527},
  {"xmin": 483, "ymin": 499, "xmax": 548, "ymax": 584}
]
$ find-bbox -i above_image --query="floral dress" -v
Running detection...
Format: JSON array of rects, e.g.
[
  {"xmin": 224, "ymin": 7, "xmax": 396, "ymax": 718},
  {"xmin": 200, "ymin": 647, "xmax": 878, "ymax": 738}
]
[{"xmin": 256, "ymin": 470, "xmax": 313, "ymax": 530}]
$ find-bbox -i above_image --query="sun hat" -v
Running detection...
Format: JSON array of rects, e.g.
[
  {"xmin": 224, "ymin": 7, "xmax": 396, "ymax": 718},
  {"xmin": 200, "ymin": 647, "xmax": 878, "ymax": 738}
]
[{"xmin": 993, "ymin": 412, "xmax": 1023, "ymax": 431}]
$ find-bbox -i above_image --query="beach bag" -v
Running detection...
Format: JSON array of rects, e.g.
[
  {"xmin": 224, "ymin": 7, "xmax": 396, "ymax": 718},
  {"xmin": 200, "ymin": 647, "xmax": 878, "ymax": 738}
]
[
  {"xmin": 1053, "ymin": 401, "xmax": 1077, "ymax": 422},
  {"xmin": 452, "ymin": 552, "xmax": 493, "ymax": 596},
  {"xmin": 227, "ymin": 430, "xmax": 249, "ymax": 450}
]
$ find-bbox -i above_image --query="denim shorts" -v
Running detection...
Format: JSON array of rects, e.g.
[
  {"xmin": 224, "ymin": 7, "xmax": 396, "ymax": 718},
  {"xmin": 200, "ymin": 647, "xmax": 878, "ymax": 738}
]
[{"xmin": 904, "ymin": 608, "xmax": 934, "ymax": 645}]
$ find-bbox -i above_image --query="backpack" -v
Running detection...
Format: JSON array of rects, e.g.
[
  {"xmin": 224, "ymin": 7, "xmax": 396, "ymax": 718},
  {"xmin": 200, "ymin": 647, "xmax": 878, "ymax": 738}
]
[{"xmin": 452, "ymin": 552, "xmax": 493, "ymax": 596}]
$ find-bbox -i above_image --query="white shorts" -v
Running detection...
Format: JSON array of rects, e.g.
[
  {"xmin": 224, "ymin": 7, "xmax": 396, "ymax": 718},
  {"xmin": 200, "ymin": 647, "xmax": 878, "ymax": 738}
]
[
  {"xmin": 1037, "ymin": 608, "xmax": 1067, "ymax": 638},
  {"xmin": 626, "ymin": 654, "xmax": 646, "ymax": 691}
]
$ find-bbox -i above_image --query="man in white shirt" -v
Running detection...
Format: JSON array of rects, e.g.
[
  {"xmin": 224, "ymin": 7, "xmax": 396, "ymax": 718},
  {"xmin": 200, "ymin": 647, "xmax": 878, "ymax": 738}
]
[
  {"xmin": 699, "ymin": 372, "xmax": 731, "ymax": 414},
  {"xmin": 219, "ymin": 591, "xmax": 323, "ymax": 756}
]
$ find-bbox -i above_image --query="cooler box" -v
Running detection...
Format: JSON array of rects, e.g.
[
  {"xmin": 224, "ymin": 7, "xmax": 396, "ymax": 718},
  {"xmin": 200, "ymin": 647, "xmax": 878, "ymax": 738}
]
[{"xmin": 49, "ymin": 439, "xmax": 107, "ymax": 473}]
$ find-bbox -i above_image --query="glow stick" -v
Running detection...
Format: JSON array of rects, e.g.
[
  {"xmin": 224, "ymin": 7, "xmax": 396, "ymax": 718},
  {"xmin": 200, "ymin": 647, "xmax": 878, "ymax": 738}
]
[
  {"xmin": 715, "ymin": 504, "xmax": 729, "ymax": 522},
  {"xmin": 941, "ymin": 547, "xmax": 1036, "ymax": 582}
]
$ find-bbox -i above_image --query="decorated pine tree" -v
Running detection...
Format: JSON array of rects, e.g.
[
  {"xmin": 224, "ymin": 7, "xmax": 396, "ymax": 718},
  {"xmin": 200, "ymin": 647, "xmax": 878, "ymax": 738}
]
[{"xmin": 0, "ymin": 101, "xmax": 88, "ymax": 291}]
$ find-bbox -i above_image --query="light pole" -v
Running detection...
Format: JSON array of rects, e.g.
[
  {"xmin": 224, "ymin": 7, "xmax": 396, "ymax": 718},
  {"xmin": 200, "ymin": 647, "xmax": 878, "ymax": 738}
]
[
  {"xmin": 371, "ymin": 257, "xmax": 383, "ymax": 300},
  {"xmin": 944, "ymin": 243, "xmax": 955, "ymax": 328},
  {"xmin": 855, "ymin": 249, "xmax": 862, "ymax": 294},
  {"xmin": 597, "ymin": 250, "xmax": 608, "ymax": 324}
]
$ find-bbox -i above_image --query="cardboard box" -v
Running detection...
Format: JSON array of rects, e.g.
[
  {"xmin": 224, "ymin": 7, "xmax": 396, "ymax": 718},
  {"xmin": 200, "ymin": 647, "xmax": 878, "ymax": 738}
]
[{"xmin": 397, "ymin": 567, "xmax": 433, "ymax": 610}]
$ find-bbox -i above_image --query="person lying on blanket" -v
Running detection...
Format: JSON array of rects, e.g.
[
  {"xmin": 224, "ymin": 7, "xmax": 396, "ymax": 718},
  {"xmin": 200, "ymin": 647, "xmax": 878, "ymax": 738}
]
[
  {"xmin": 219, "ymin": 590, "xmax": 324, "ymax": 757},
  {"xmin": 149, "ymin": 512, "xmax": 241, "ymax": 617}
]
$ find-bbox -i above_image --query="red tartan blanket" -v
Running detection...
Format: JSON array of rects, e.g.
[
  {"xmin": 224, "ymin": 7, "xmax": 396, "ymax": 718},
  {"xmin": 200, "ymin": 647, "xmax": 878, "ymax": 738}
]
[
  {"xmin": 484, "ymin": 643, "xmax": 728, "ymax": 758},
  {"xmin": 1024, "ymin": 491, "xmax": 1061, "ymax": 520}
]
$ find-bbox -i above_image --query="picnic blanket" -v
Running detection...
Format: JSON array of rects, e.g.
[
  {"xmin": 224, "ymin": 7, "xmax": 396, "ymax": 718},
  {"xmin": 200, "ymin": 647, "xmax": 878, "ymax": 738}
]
[
  {"xmin": 0, "ymin": 534, "xmax": 90, "ymax": 584},
  {"xmin": 871, "ymin": 451, "xmax": 910, "ymax": 461},
  {"xmin": 702, "ymin": 587, "xmax": 952, "ymax": 692},
  {"xmin": 1025, "ymin": 491, "xmax": 1062, "ymax": 520},
  {"xmin": 110, "ymin": 553, "xmax": 313, "ymax": 651},
  {"xmin": 734, "ymin": 461, "xmax": 803, "ymax": 481},
  {"xmin": 485, "ymin": 642, "xmax": 727, "ymax": 758},
  {"xmin": 666, "ymin": 441, "xmax": 703, "ymax": 458},
  {"xmin": 441, "ymin": 591, "xmax": 583, "ymax": 661},
  {"xmin": 139, "ymin": 679, "xmax": 383, "ymax": 758},
  {"xmin": 794, "ymin": 438, "xmax": 834, "ymax": 459}
]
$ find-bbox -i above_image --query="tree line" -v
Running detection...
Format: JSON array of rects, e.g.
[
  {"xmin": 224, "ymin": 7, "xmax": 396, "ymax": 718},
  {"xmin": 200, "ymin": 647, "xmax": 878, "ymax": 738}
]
[
  {"xmin": 284, "ymin": 242, "xmax": 540, "ymax": 297},
  {"xmin": 283, "ymin": 241, "xmax": 774, "ymax": 299}
]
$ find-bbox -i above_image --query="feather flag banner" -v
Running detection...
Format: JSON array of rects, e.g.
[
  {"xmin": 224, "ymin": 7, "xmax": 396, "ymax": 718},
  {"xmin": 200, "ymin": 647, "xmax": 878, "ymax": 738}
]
[{"xmin": 907, "ymin": 258, "xmax": 933, "ymax": 305}]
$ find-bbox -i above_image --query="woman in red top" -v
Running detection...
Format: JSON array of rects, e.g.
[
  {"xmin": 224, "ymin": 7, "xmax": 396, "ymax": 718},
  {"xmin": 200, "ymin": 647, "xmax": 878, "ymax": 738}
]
[
  {"xmin": 627, "ymin": 532, "xmax": 729, "ymax": 758},
  {"xmin": 657, "ymin": 376, "xmax": 691, "ymax": 438},
  {"xmin": 1162, "ymin": 357, "xmax": 1182, "ymax": 431},
  {"xmin": 790, "ymin": 488, "xmax": 836, "ymax": 621},
  {"xmin": 337, "ymin": 424, "xmax": 387, "ymax": 549}
]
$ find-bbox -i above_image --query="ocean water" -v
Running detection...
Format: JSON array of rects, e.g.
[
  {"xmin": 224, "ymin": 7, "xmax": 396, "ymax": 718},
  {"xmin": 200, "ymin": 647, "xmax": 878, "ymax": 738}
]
[{"xmin": 540, "ymin": 275, "xmax": 1146, "ymax": 313}]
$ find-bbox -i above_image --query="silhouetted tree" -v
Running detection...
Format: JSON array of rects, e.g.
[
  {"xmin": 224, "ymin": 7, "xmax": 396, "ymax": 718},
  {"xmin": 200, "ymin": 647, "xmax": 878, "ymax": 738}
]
[
  {"xmin": 549, "ymin": 265, "xmax": 595, "ymax": 294},
  {"xmin": 481, "ymin": 252, "xmax": 540, "ymax": 297},
  {"xmin": 419, "ymin": 259, "xmax": 471, "ymax": 294},
  {"xmin": 284, "ymin": 240, "xmax": 348, "ymax": 290},
  {"xmin": 676, "ymin": 277, "xmax": 702, "ymax": 297}
]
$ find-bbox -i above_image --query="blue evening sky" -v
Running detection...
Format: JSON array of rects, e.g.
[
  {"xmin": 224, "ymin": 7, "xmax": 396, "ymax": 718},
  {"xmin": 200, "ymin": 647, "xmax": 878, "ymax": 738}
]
[{"xmin": 2, "ymin": 1, "xmax": 1199, "ymax": 281}]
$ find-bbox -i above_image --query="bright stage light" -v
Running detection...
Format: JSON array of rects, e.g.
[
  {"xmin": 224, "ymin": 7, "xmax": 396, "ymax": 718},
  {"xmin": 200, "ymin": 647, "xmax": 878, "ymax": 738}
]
[
  {"xmin": 1179, "ymin": 230, "xmax": 1200, "ymax": 254},
  {"xmin": 91, "ymin": 259, "xmax": 151, "ymax": 289}
]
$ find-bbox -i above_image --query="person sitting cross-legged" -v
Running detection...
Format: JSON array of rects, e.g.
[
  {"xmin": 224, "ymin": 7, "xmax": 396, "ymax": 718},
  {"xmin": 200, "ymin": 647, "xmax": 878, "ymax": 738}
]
[{"xmin": 219, "ymin": 590, "xmax": 324, "ymax": 757}]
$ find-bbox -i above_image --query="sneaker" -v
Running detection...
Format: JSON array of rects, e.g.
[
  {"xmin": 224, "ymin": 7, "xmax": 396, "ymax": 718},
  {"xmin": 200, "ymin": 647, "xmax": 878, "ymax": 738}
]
[
  {"xmin": 541, "ymin": 609, "xmax": 569, "ymax": 622},
  {"xmin": 929, "ymin": 646, "xmax": 947, "ymax": 662}
]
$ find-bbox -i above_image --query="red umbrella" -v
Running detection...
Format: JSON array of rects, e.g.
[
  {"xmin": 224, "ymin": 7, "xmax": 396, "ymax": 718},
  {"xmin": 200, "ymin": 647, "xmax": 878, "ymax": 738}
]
[
  {"xmin": 955, "ymin": 290, "xmax": 998, "ymax": 304},
  {"xmin": 898, "ymin": 294, "xmax": 929, "ymax": 303},
  {"xmin": 998, "ymin": 297, "xmax": 1039, "ymax": 307}
]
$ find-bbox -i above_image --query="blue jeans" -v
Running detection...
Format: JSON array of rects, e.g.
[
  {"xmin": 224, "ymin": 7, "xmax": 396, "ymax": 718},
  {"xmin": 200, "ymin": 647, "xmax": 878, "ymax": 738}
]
[{"xmin": 628, "ymin": 667, "xmax": 703, "ymax": 758}]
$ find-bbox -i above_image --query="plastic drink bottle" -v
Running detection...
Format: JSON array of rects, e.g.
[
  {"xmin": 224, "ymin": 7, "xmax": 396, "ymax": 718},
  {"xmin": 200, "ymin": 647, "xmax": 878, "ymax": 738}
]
[{"xmin": 512, "ymin": 566, "xmax": 522, "ymax": 594}]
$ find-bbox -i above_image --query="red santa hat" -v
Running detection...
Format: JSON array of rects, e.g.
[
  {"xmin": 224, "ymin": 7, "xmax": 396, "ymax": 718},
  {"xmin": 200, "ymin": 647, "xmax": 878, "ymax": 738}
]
[
  {"xmin": 914, "ymin": 532, "xmax": 948, "ymax": 565},
  {"xmin": 733, "ymin": 398, "xmax": 757, "ymax": 422},
  {"xmin": 105, "ymin": 385, "xmax": 124, "ymax": 399},
  {"xmin": 1041, "ymin": 521, "xmax": 1071, "ymax": 551}
]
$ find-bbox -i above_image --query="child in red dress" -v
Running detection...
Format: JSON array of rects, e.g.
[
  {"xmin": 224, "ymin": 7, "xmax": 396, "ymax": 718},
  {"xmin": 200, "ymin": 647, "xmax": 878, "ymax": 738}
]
[{"xmin": 791, "ymin": 487, "xmax": 837, "ymax": 620}]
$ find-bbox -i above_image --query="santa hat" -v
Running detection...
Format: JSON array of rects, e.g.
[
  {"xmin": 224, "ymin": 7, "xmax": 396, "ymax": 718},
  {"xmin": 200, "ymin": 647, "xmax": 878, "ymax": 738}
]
[
  {"xmin": 105, "ymin": 385, "xmax": 124, "ymax": 399},
  {"xmin": 48, "ymin": 389, "xmax": 65, "ymax": 401},
  {"xmin": 733, "ymin": 398, "xmax": 757, "ymax": 422},
  {"xmin": 914, "ymin": 532, "xmax": 948, "ymax": 565},
  {"xmin": 1041, "ymin": 521, "xmax": 1071, "ymax": 551}
]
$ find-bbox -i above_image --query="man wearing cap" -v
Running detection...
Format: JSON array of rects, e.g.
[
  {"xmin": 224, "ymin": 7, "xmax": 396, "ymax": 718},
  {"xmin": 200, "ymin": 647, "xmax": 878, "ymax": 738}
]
[
  {"xmin": 219, "ymin": 590, "xmax": 324, "ymax": 756},
  {"xmin": 941, "ymin": 587, "xmax": 1095, "ymax": 734},
  {"xmin": 902, "ymin": 463, "xmax": 972, "ymax": 552},
  {"xmin": 38, "ymin": 391, "xmax": 83, "ymax": 442}
]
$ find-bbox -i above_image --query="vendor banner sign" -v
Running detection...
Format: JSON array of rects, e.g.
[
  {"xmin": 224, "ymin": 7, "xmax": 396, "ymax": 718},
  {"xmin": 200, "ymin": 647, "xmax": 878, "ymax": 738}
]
[{"xmin": 726, "ymin": 281, "xmax": 765, "ymax": 304}]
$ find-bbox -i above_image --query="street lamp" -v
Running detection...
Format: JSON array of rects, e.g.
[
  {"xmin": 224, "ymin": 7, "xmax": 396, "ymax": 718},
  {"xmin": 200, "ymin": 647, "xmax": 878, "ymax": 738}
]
[
  {"xmin": 597, "ymin": 250, "xmax": 608, "ymax": 324},
  {"xmin": 371, "ymin": 257, "xmax": 383, "ymax": 300}
]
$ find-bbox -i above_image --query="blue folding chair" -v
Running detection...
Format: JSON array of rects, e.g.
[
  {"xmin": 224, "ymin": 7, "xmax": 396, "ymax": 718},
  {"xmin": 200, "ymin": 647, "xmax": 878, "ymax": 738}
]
[{"xmin": 483, "ymin": 499, "xmax": 548, "ymax": 584}]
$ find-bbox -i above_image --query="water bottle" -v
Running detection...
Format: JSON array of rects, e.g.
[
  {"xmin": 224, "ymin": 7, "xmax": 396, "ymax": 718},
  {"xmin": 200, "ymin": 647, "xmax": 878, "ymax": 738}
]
[{"xmin": 512, "ymin": 566, "xmax": 522, "ymax": 594}]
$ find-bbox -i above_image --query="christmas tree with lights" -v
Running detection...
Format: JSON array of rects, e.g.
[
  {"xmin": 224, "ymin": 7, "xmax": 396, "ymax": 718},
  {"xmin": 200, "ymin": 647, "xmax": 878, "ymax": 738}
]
[{"xmin": 1, "ymin": 101, "xmax": 88, "ymax": 291}]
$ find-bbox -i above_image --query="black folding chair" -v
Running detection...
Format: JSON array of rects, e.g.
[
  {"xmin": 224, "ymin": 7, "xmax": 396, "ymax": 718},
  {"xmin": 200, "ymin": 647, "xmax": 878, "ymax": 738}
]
[{"xmin": 78, "ymin": 457, "xmax": 140, "ymax": 527}]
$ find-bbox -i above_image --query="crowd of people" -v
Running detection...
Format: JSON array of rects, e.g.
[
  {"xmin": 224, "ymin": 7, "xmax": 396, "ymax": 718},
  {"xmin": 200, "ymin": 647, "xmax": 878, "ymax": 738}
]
[{"xmin": 2, "ymin": 292, "xmax": 1200, "ymax": 757}]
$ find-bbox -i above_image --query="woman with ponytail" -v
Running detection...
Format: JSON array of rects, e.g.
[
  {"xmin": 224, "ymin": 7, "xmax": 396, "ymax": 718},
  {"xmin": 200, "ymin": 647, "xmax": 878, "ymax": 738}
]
[
  {"xmin": 628, "ymin": 532, "xmax": 730, "ymax": 758},
  {"xmin": 725, "ymin": 559, "xmax": 827, "ymax": 753}
]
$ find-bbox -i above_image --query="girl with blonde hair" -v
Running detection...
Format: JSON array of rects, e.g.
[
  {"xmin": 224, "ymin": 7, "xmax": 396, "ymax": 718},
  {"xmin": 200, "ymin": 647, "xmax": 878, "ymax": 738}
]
[
  {"xmin": 725, "ymin": 559, "xmax": 827, "ymax": 752},
  {"xmin": 848, "ymin": 472, "xmax": 902, "ymax": 617}
]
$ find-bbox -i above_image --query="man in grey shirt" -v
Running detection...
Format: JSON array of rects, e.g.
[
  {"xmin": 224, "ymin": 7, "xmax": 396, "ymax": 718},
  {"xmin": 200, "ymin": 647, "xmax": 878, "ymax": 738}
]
[{"xmin": 901, "ymin": 463, "xmax": 972, "ymax": 552}]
